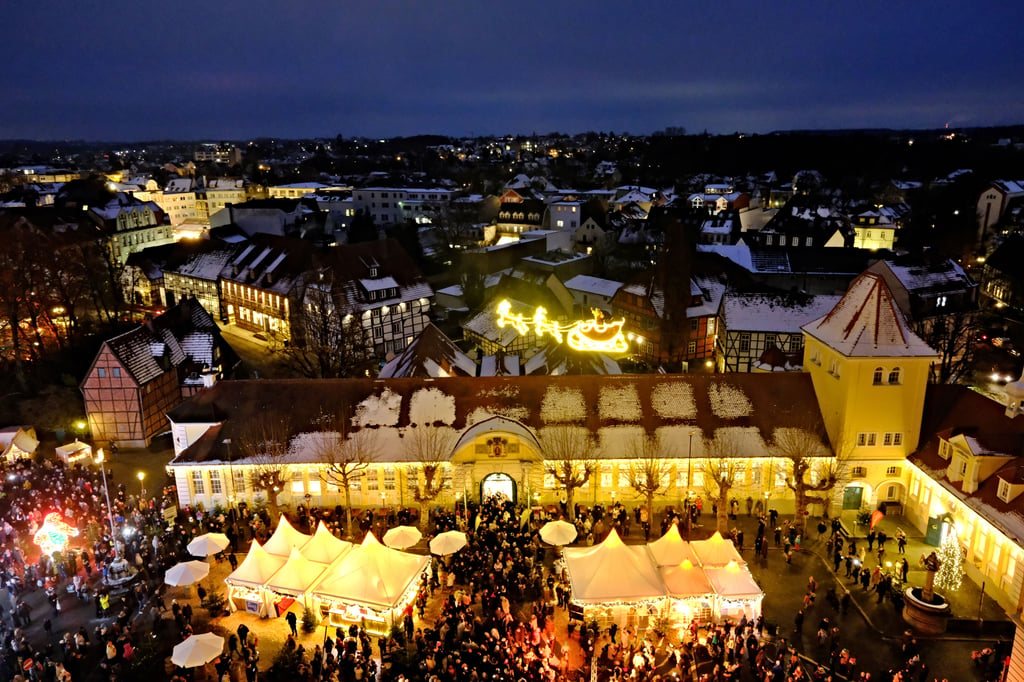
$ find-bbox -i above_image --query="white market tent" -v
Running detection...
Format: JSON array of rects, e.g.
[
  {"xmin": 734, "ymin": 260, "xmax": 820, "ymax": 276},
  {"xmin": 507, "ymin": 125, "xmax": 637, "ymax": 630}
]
[
  {"xmin": 224, "ymin": 540, "xmax": 286, "ymax": 617},
  {"xmin": 661, "ymin": 559, "xmax": 714, "ymax": 599},
  {"xmin": 563, "ymin": 529, "xmax": 666, "ymax": 604},
  {"xmin": 262, "ymin": 515, "xmax": 311, "ymax": 558},
  {"xmin": 310, "ymin": 531, "xmax": 429, "ymax": 635},
  {"xmin": 55, "ymin": 439, "xmax": 92, "ymax": 466},
  {"xmin": 301, "ymin": 522, "xmax": 352, "ymax": 565},
  {"xmin": 648, "ymin": 524, "xmax": 699, "ymax": 567},
  {"xmin": 264, "ymin": 548, "xmax": 331, "ymax": 602},
  {"xmin": 704, "ymin": 561, "xmax": 764, "ymax": 622},
  {"xmin": 690, "ymin": 532, "xmax": 744, "ymax": 567}
]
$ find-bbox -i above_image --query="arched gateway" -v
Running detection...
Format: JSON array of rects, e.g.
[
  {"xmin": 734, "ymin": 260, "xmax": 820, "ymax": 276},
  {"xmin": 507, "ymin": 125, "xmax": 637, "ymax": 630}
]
[{"xmin": 449, "ymin": 415, "xmax": 544, "ymax": 506}]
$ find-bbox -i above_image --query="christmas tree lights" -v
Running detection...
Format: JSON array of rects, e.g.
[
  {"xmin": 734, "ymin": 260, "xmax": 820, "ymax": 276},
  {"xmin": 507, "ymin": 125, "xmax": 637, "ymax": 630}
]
[{"xmin": 934, "ymin": 527, "xmax": 964, "ymax": 591}]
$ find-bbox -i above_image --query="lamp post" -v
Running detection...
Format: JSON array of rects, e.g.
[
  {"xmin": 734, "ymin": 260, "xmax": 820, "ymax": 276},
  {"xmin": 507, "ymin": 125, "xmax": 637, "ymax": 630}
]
[
  {"xmin": 137, "ymin": 471, "xmax": 146, "ymax": 498},
  {"xmin": 95, "ymin": 449, "xmax": 116, "ymax": 541},
  {"xmin": 687, "ymin": 430, "xmax": 696, "ymax": 540}
]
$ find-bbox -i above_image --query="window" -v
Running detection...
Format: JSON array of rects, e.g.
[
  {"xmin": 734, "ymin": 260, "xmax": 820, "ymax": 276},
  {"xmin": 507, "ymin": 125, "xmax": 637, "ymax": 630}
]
[
  {"xmin": 886, "ymin": 485, "xmax": 897, "ymax": 500},
  {"xmin": 789, "ymin": 335, "xmax": 804, "ymax": 352},
  {"xmin": 690, "ymin": 319, "xmax": 699, "ymax": 332},
  {"xmin": 765, "ymin": 333, "xmax": 776, "ymax": 348},
  {"xmin": 392, "ymin": 322, "xmax": 402, "ymax": 335},
  {"xmin": 938, "ymin": 440, "xmax": 951, "ymax": 460},
  {"xmin": 766, "ymin": 235, "xmax": 773, "ymax": 245},
  {"xmin": 232, "ymin": 469, "xmax": 247, "ymax": 494},
  {"xmin": 750, "ymin": 469, "xmax": 762, "ymax": 485},
  {"xmin": 805, "ymin": 237, "xmax": 813, "ymax": 246},
  {"xmin": 209, "ymin": 470, "xmax": 223, "ymax": 495},
  {"xmin": 910, "ymin": 477, "xmax": 920, "ymax": 496},
  {"xmin": 883, "ymin": 432, "xmax": 893, "ymax": 446},
  {"xmin": 544, "ymin": 472, "xmax": 556, "ymax": 489},
  {"xmin": 192, "ymin": 470, "xmax": 205, "ymax": 496},
  {"xmin": 873, "ymin": 367, "xmax": 884, "ymax": 385},
  {"xmin": 959, "ymin": 460, "xmax": 967, "ymax": 476},
  {"xmin": 600, "ymin": 465, "xmax": 612, "ymax": 488},
  {"xmin": 998, "ymin": 480, "xmax": 1010, "ymax": 502},
  {"xmin": 291, "ymin": 471, "xmax": 305, "ymax": 494},
  {"xmin": 97, "ymin": 368, "xmax": 106, "ymax": 378},
  {"xmin": 856, "ymin": 432, "xmax": 877, "ymax": 447},
  {"xmin": 687, "ymin": 341, "xmax": 696, "ymax": 354},
  {"xmin": 112, "ymin": 367, "xmax": 121, "ymax": 378},
  {"xmin": 366, "ymin": 470, "xmax": 379, "ymax": 491},
  {"xmin": 384, "ymin": 466, "xmax": 396, "ymax": 490},
  {"xmin": 851, "ymin": 466, "xmax": 867, "ymax": 478},
  {"xmin": 739, "ymin": 333, "xmax": 750, "ymax": 352},
  {"xmin": 707, "ymin": 318, "xmax": 715, "ymax": 335},
  {"xmin": 374, "ymin": 326, "xmax": 383, "ymax": 339},
  {"xmin": 618, "ymin": 468, "xmax": 630, "ymax": 488},
  {"xmin": 886, "ymin": 466, "xmax": 901, "ymax": 477},
  {"xmin": 936, "ymin": 295, "xmax": 947, "ymax": 308},
  {"xmin": 829, "ymin": 359, "xmax": 840, "ymax": 377},
  {"xmin": 892, "ymin": 432, "xmax": 902, "ymax": 446},
  {"xmin": 888, "ymin": 368, "xmax": 902, "ymax": 384},
  {"xmin": 734, "ymin": 468, "xmax": 745, "ymax": 485}
]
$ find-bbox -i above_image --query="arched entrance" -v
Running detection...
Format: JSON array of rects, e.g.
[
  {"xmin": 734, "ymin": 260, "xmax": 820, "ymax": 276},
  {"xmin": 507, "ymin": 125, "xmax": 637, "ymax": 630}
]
[{"xmin": 480, "ymin": 472, "xmax": 517, "ymax": 504}]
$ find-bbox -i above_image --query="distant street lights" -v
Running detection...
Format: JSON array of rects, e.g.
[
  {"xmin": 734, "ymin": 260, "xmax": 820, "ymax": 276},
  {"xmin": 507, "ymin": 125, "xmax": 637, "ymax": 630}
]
[{"xmin": 95, "ymin": 449, "xmax": 116, "ymax": 540}]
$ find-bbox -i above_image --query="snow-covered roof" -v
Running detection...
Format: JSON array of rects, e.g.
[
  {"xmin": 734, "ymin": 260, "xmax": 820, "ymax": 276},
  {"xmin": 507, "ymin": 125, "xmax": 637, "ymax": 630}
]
[
  {"xmin": 563, "ymin": 274, "xmax": 623, "ymax": 299},
  {"xmin": 802, "ymin": 272, "xmax": 936, "ymax": 358},
  {"xmin": 360, "ymin": 276, "xmax": 400, "ymax": 292},
  {"xmin": 724, "ymin": 293, "xmax": 842, "ymax": 333}
]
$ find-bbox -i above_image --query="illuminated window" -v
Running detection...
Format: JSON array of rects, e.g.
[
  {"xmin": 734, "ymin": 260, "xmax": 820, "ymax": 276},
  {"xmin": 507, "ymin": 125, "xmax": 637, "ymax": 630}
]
[
  {"xmin": 384, "ymin": 466, "xmax": 396, "ymax": 490},
  {"xmin": 191, "ymin": 470, "xmax": 205, "ymax": 496},
  {"xmin": 209, "ymin": 470, "xmax": 223, "ymax": 495},
  {"xmin": 544, "ymin": 473, "xmax": 556, "ymax": 489},
  {"xmin": 600, "ymin": 465, "xmax": 612, "ymax": 488},
  {"xmin": 910, "ymin": 477, "xmax": 920, "ymax": 496},
  {"xmin": 750, "ymin": 468, "xmax": 761, "ymax": 485},
  {"xmin": 232, "ymin": 469, "xmax": 247, "ymax": 494},
  {"xmin": 886, "ymin": 466, "xmax": 901, "ymax": 477},
  {"xmin": 618, "ymin": 469, "xmax": 630, "ymax": 488},
  {"xmin": 291, "ymin": 471, "xmax": 304, "ymax": 494},
  {"xmin": 366, "ymin": 470, "xmax": 379, "ymax": 491}
]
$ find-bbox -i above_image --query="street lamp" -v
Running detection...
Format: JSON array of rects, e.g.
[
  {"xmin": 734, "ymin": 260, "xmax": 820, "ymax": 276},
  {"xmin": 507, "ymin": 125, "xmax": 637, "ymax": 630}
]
[
  {"xmin": 95, "ymin": 449, "xmax": 116, "ymax": 541},
  {"xmin": 137, "ymin": 471, "xmax": 145, "ymax": 497},
  {"xmin": 686, "ymin": 430, "xmax": 696, "ymax": 540}
]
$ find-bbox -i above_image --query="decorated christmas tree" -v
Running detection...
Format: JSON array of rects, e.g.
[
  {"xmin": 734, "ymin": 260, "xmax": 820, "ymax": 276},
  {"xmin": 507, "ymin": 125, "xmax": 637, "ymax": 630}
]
[{"xmin": 934, "ymin": 528, "xmax": 964, "ymax": 591}]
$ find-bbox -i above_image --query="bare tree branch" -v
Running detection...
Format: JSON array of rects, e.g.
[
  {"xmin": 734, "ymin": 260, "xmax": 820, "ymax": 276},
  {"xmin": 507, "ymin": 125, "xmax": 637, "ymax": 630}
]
[
  {"xmin": 312, "ymin": 409, "xmax": 379, "ymax": 539},
  {"xmin": 539, "ymin": 425, "xmax": 598, "ymax": 522},
  {"xmin": 238, "ymin": 417, "xmax": 292, "ymax": 519}
]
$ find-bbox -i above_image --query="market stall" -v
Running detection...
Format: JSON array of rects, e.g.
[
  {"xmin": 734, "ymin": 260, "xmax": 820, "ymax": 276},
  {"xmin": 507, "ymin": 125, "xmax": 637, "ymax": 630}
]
[
  {"xmin": 660, "ymin": 558, "xmax": 715, "ymax": 627},
  {"xmin": 563, "ymin": 529, "xmax": 667, "ymax": 630},
  {"xmin": 55, "ymin": 440, "xmax": 92, "ymax": 467},
  {"xmin": 704, "ymin": 561, "xmax": 764, "ymax": 623},
  {"xmin": 263, "ymin": 548, "xmax": 332, "ymax": 617},
  {"xmin": 690, "ymin": 531, "xmax": 745, "ymax": 567},
  {"xmin": 310, "ymin": 532, "xmax": 429, "ymax": 636},
  {"xmin": 224, "ymin": 540, "xmax": 286, "ymax": 616}
]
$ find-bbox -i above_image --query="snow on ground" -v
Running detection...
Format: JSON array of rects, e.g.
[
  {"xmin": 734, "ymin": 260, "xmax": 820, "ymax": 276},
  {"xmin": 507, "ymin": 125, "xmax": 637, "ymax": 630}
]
[
  {"xmin": 652, "ymin": 383, "xmax": 697, "ymax": 419},
  {"xmin": 409, "ymin": 387, "xmax": 456, "ymax": 425},
  {"xmin": 541, "ymin": 386, "xmax": 587, "ymax": 423},
  {"xmin": 707, "ymin": 383, "xmax": 753, "ymax": 418},
  {"xmin": 354, "ymin": 388, "xmax": 402, "ymax": 427},
  {"xmin": 599, "ymin": 383, "xmax": 642, "ymax": 421}
]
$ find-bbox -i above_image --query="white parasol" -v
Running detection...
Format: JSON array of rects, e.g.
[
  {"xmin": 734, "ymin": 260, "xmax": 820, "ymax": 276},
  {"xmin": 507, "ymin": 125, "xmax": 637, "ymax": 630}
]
[
  {"xmin": 539, "ymin": 520, "xmax": 578, "ymax": 546},
  {"xmin": 382, "ymin": 525, "xmax": 423, "ymax": 549},
  {"xmin": 187, "ymin": 532, "xmax": 230, "ymax": 559},
  {"xmin": 171, "ymin": 632, "xmax": 225, "ymax": 668},
  {"xmin": 164, "ymin": 560, "xmax": 211, "ymax": 587},
  {"xmin": 428, "ymin": 530, "xmax": 468, "ymax": 556}
]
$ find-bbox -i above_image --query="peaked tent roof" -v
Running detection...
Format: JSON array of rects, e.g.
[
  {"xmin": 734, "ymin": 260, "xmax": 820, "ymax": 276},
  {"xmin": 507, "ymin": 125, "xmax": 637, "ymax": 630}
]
[
  {"xmin": 802, "ymin": 272, "xmax": 935, "ymax": 358},
  {"xmin": 311, "ymin": 532, "xmax": 429, "ymax": 610},
  {"xmin": 563, "ymin": 529, "xmax": 666, "ymax": 604},
  {"xmin": 264, "ymin": 548, "xmax": 330, "ymax": 597},
  {"xmin": 225, "ymin": 540, "xmax": 286, "ymax": 588},
  {"xmin": 262, "ymin": 515, "xmax": 311, "ymax": 558},
  {"xmin": 300, "ymin": 522, "xmax": 353, "ymax": 565},
  {"xmin": 690, "ymin": 532, "xmax": 745, "ymax": 567},
  {"xmin": 661, "ymin": 559, "xmax": 715, "ymax": 598},
  {"xmin": 647, "ymin": 523, "xmax": 699, "ymax": 566},
  {"xmin": 704, "ymin": 562, "xmax": 764, "ymax": 599}
]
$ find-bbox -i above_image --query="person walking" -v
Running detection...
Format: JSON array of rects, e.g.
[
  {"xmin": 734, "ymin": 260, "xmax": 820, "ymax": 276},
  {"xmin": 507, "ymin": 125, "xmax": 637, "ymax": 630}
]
[{"xmin": 286, "ymin": 609, "xmax": 298, "ymax": 637}]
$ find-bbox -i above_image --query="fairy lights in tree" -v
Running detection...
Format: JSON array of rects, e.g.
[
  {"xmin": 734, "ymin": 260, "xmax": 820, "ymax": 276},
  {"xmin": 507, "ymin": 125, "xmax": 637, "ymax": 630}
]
[
  {"xmin": 33, "ymin": 512, "xmax": 78, "ymax": 556},
  {"xmin": 935, "ymin": 526, "xmax": 964, "ymax": 591}
]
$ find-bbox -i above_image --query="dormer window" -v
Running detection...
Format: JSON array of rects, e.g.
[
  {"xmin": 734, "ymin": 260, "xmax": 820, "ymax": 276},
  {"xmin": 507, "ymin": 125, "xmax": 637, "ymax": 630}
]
[
  {"xmin": 938, "ymin": 440, "xmax": 951, "ymax": 460},
  {"xmin": 999, "ymin": 479, "xmax": 1011, "ymax": 503},
  {"xmin": 369, "ymin": 266, "xmax": 379, "ymax": 277}
]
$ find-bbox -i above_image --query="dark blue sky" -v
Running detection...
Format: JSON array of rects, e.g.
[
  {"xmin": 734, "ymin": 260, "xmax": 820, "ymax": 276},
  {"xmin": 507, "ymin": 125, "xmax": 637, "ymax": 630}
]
[{"xmin": 3, "ymin": 1, "xmax": 1023, "ymax": 140}]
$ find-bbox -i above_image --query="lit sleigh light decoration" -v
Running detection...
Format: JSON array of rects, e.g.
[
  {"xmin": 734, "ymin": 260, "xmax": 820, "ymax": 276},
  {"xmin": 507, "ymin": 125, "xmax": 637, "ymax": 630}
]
[
  {"xmin": 34, "ymin": 512, "xmax": 79, "ymax": 556},
  {"xmin": 495, "ymin": 300, "xmax": 630, "ymax": 353}
]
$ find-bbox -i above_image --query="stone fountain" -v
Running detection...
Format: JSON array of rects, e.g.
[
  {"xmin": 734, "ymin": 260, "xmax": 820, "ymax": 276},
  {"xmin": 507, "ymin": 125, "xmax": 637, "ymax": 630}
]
[{"xmin": 902, "ymin": 550, "xmax": 951, "ymax": 634}]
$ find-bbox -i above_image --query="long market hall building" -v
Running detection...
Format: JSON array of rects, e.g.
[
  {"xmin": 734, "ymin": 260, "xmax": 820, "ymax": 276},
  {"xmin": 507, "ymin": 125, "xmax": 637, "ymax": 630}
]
[{"xmin": 166, "ymin": 272, "xmax": 1024, "ymax": 670}]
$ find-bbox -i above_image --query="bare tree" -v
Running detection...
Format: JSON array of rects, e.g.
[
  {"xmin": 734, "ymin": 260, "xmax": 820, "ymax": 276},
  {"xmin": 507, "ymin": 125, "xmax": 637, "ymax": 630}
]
[
  {"xmin": 403, "ymin": 425, "xmax": 457, "ymax": 525},
  {"xmin": 277, "ymin": 276, "xmax": 377, "ymax": 379},
  {"xmin": 625, "ymin": 433, "xmax": 674, "ymax": 530},
  {"xmin": 539, "ymin": 425, "xmax": 598, "ymax": 522},
  {"xmin": 914, "ymin": 310, "xmax": 980, "ymax": 384},
  {"xmin": 239, "ymin": 418, "xmax": 292, "ymax": 519},
  {"xmin": 702, "ymin": 432, "xmax": 744, "ymax": 536},
  {"xmin": 313, "ymin": 410, "xmax": 379, "ymax": 539},
  {"xmin": 772, "ymin": 426, "xmax": 835, "ymax": 535}
]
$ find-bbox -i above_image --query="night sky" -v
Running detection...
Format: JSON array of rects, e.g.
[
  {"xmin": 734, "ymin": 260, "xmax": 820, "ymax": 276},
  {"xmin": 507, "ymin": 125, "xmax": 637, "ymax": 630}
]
[{"xmin": 3, "ymin": 1, "xmax": 1024, "ymax": 141}]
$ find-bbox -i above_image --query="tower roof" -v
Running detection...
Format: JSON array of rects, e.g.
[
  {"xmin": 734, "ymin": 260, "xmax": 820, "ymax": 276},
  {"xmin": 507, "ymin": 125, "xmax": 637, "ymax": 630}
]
[{"xmin": 802, "ymin": 272, "xmax": 935, "ymax": 358}]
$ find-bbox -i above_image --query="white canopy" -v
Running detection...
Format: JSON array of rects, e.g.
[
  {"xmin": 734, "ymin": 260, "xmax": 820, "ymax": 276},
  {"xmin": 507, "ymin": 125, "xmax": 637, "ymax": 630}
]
[
  {"xmin": 647, "ymin": 524, "xmax": 699, "ymax": 566},
  {"xmin": 311, "ymin": 532, "xmax": 429, "ymax": 611},
  {"xmin": 301, "ymin": 522, "xmax": 352, "ymax": 565},
  {"xmin": 704, "ymin": 562, "xmax": 763, "ymax": 599},
  {"xmin": 563, "ymin": 529, "xmax": 666, "ymax": 604},
  {"xmin": 661, "ymin": 559, "xmax": 715, "ymax": 599},
  {"xmin": 691, "ymin": 532, "xmax": 744, "ymax": 567},
  {"xmin": 264, "ymin": 547, "xmax": 330, "ymax": 597},
  {"xmin": 262, "ymin": 515, "xmax": 311, "ymax": 558},
  {"xmin": 225, "ymin": 540, "xmax": 286, "ymax": 589}
]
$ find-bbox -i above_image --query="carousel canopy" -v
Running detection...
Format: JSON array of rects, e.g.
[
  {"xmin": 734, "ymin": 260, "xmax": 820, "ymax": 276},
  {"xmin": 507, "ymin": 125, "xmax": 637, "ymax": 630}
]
[
  {"xmin": 661, "ymin": 559, "xmax": 715, "ymax": 599},
  {"xmin": 647, "ymin": 523, "xmax": 699, "ymax": 566},
  {"xmin": 264, "ymin": 547, "xmax": 330, "ymax": 597},
  {"xmin": 311, "ymin": 531, "xmax": 429, "ymax": 611},
  {"xmin": 262, "ymin": 515, "xmax": 311, "ymax": 558},
  {"xmin": 690, "ymin": 531, "xmax": 744, "ymax": 567},
  {"xmin": 301, "ymin": 522, "xmax": 352, "ymax": 565},
  {"xmin": 563, "ymin": 529, "xmax": 666, "ymax": 604},
  {"xmin": 704, "ymin": 562, "xmax": 763, "ymax": 599},
  {"xmin": 225, "ymin": 540, "xmax": 286, "ymax": 589}
]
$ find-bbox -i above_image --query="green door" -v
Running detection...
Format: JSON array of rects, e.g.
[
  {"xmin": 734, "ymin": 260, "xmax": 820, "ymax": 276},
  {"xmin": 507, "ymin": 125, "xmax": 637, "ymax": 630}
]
[{"xmin": 842, "ymin": 486, "xmax": 863, "ymax": 510}]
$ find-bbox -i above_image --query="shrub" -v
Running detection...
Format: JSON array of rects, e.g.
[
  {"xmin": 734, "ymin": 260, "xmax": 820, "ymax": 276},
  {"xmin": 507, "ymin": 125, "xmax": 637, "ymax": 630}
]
[{"xmin": 301, "ymin": 606, "xmax": 317, "ymax": 633}]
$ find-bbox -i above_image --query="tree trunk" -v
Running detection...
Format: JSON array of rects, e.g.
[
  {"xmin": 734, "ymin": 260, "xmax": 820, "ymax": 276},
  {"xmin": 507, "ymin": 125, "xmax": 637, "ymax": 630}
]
[
  {"xmin": 344, "ymin": 485, "xmax": 354, "ymax": 539},
  {"xmin": 565, "ymin": 487, "xmax": 577, "ymax": 522},
  {"xmin": 793, "ymin": 488, "xmax": 808, "ymax": 535}
]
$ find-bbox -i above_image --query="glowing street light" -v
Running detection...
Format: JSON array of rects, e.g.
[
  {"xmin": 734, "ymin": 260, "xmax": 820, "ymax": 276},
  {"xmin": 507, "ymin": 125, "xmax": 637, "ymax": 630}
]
[
  {"xmin": 95, "ymin": 449, "xmax": 116, "ymax": 540},
  {"xmin": 137, "ymin": 471, "xmax": 146, "ymax": 496}
]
